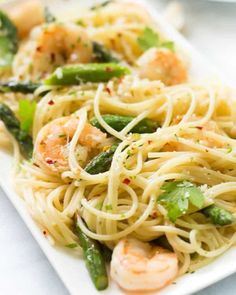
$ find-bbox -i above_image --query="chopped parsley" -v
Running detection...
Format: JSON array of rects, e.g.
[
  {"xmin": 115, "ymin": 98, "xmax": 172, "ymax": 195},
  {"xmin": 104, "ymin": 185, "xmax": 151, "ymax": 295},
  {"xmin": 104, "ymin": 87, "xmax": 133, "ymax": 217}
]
[
  {"xmin": 158, "ymin": 180, "xmax": 205, "ymax": 222},
  {"xmin": 58, "ymin": 134, "xmax": 66, "ymax": 138},
  {"xmin": 90, "ymin": 0, "xmax": 113, "ymax": 10},
  {"xmin": 66, "ymin": 243, "xmax": 78, "ymax": 249},
  {"xmin": 105, "ymin": 204, "xmax": 113, "ymax": 211},
  {"xmin": 137, "ymin": 27, "xmax": 175, "ymax": 52},
  {"xmin": 127, "ymin": 149, "xmax": 133, "ymax": 157},
  {"xmin": 227, "ymin": 145, "xmax": 232, "ymax": 153},
  {"xmin": 76, "ymin": 20, "xmax": 85, "ymax": 27},
  {"xmin": 132, "ymin": 133, "xmax": 141, "ymax": 141},
  {"xmin": 69, "ymin": 90, "xmax": 77, "ymax": 96},
  {"xmin": 161, "ymin": 41, "xmax": 175, "ymax": 51},
  {"xmin": 95, "ymin": 202, "xmax": 103, "ymax": 210}
]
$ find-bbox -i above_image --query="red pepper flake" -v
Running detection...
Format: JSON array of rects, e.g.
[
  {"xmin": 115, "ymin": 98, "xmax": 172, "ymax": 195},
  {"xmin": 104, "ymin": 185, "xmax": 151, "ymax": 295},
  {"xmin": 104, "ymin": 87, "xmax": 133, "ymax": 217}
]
[
  {"xmin": 46, "ymin": 159, "xmax": 56, "ymax": 165},
  {"xmin": 105, "ymin": 87, "xmax": 112, "ymax": 95},
  {"xmin": 43, "ymin": 230, "xmax": 47, "ymax": 235},
  {"xmin": 48, "ymin": 99, "xmax": 55, "ymax": 105},
  {"xmin": 148, "ymin": 140, "xmax": 153, "ymax": 144},
  {"xmin": 123, "ymin": 178, "xmax": 131, "ymax": 185},
  {"xmin": 105, "ymin": 67, "xmax": 113, "ymax": 72},
  {"xmin": 151, "ymin": 211, "xmax": 158, "ymax": 218},
  {"xmin": 40, "ymin": 140, "xmax": 46, "ymax": 146},
  {"xmin": 50, "ymin": 53, "xmax": 55, "ymax": 63},
  {"xmin": 36, "ymin": 46, "xmax": 42, "ymax": 52},
  {"xmin": 196, "ymin": 126, "xmax": 203, "ymax": 130},
  {"xmin": 33, "ymin": 162, "xmax": 40, "ymax": 168}
]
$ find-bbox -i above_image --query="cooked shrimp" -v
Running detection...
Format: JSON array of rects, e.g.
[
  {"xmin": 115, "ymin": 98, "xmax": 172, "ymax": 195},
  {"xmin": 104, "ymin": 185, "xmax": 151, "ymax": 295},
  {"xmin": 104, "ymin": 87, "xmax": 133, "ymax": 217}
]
[
  {"xmin": 33, "ymin": 23, "xmax": 93, "ymax": 78},
  {"xmin": 15, "ymin": 22, "xmax": 93, "ymax": 80},
  {"xmin": 34, "ymin": 116, "xmax": 106, "ymax": 172},
  {"xmin": 7, "ymin": 0, "xmax": 44, "ymax": 38},
  {"xmin": 110, "ymin": 238, "xmax": 178, "ymax": 292},
  {"xmin": 137, "ymin": 47, "xmax": 187, "ymax": 86}
]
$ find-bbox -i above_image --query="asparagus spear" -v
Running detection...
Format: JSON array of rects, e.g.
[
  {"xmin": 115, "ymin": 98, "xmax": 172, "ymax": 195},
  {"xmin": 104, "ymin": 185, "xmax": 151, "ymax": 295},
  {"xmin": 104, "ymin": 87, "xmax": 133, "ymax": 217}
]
[
  {"xmin": 0, "ymin": 81, "xmax": 40, "ymax": 93},
  {"xmin": 92, "ymin": 41, "xmax": 119, "ymax": 63},
  {"xmin": 90, "ymin": 114, "xmax": 159, "ymax": 134},
  {"xmin": 75, "ymin": 224, "xmax": 108, "ymax": 291},
  {"xmin": 85, "ymin": 143, "xmax": 118, "ymax": 175},
  {"xmin": 101, "ymin": 244, "xmax": 112, "ymax": 262},
  {"xmin": 44, "ymin": 63, "xmax": 130, "ymax": 86},
  {"xmin": 0, "ymin": 10, "xmax": 18, "ymax": 69},
  {"xmin": 203, "ymin": 205, "xmax": 234, "ymax": 226},
  {"xmin": 0, "ymin": 103, "xmax": 33, "ymax": 159}
]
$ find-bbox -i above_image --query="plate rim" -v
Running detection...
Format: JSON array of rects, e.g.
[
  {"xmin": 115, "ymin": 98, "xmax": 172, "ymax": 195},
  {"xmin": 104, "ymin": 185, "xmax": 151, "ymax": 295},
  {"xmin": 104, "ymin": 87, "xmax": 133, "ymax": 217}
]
[{"xmin": 0, "ymin": 0, "xmax": 235, "ymax": 295}]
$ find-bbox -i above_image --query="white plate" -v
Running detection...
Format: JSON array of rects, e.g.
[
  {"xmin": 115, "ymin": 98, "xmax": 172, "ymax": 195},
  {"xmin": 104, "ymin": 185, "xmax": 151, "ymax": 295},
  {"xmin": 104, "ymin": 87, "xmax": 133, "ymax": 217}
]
[
  {"xmin": 206, "ymin": 0, "xmax": 236, "ymax": 2},
  {"xmin": 0, "ymin": 1, "xmax": 235, "ymax": 295}
]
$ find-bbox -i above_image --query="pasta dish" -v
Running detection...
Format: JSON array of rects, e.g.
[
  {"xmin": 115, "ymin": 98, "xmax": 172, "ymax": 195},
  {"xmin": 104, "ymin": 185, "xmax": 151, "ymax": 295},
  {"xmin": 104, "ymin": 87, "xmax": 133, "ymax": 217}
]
[{"xmin": 0, "ymin": 0, "xmax": 236, "ymax": 292}]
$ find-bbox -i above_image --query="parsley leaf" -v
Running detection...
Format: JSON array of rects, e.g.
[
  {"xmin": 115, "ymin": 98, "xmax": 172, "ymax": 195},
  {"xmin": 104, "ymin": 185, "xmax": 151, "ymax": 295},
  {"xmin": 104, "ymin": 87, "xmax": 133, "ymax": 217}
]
[
  {"xmin": 161, "ymin": 41, "xmax": 175, "ymax": 51},
  {"xmin": 227, "ymin": 145, "xmax": 232, "ymax": 154},
  {"xmin": 158, "ymin": 181, "xmax": 204, "ymax": 222},
  {"xmin": 105, "ymin": 204, "xmax": 113, "ymax": 211},
  {"xmin": 66, "ymin": 243, "xmax": 78, "ymax": 249},
  {"xmin": 18, "ymin": 99, "xmax": 36, "ymax": 132},
  {"xmin": 137, "ymin": 27, "xmax": 175, "ymax": 52},
  {"xmin": 90, "ymin": 0, "xmax": 113, "ymax": 10},
  {"xmin": 137, "ymin": 27, "xmax": 159, "ymax": 51}
]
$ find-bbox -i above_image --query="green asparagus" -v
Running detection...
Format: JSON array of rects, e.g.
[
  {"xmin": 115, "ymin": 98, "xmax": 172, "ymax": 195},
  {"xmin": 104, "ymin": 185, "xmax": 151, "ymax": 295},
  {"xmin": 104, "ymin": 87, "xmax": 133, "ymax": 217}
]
[
  {"xmin": 92, "ymin": 41, "xmax": 119, "ymax": 63},
  {"xmin": 44, "ymin": 63, "xmax": 130, "ymax": 86},
  {"xmin": 0, "ymin": 10, "xmax": 18, "ymax": 69},
  {"xmin": 75, "ymin": 224, "xmax": 108, "ymax": 291},
  {"xmin": 203, "ymin": 205, "xmax": 234, "ymax": 226},
  {"xmin": 85, "ymin": 143, "xmax": 118, "ymax": 174},
  {"xmin": 90, "ymin": 114, "xmax": 159, "ymax": 134},
  {"xmin": 100, "ymin": 244, "xmax": 112, "ymax": 262},
  {"xmin": 0, "ymin": 81, "xmax": 40, "ymax": 93},
  {"xmin": 0, "ymin": 103, "xmax": 33, "ymax": 158}
]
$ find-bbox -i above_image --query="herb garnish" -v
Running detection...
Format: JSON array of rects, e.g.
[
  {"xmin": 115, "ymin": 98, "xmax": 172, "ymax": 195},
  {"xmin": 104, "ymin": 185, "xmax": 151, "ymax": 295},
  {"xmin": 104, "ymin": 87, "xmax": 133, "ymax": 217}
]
[
  {"xmin": 158, "ymin": 180, "xmax": 204, "ymax": 222},
  {"xmin": 137, "ymin": 27, "xmax": 175, "ymax": 52}
]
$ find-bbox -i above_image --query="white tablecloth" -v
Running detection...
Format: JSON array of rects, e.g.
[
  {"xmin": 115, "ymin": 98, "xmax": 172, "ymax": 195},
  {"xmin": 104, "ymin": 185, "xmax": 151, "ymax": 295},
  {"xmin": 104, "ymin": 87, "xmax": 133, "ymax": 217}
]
[{"xmin": 1, "ymin": 1, "xmax": 236, "ymax": 294}]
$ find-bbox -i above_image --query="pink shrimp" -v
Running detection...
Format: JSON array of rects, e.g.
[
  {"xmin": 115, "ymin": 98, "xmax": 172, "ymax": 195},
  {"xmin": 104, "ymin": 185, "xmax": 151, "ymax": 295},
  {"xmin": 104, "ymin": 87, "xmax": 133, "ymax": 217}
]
[
  {"xmin": 137, "ymin": 47, "xmax": 187, "ymax": 86},
  {"xmin": 110, "ymin": 238, "xmax": 178, "ymax": 292},
  {"xmin": 34, "ymin": 116, "xmax": 106, "ymax": 172}
]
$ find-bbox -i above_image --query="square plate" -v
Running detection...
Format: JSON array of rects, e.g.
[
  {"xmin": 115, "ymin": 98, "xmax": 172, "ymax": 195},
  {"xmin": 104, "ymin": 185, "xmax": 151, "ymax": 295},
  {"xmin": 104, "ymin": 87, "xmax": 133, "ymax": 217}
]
[{"xmin": 0, "ymin": 1, "xmax": 235, "ymax": 295}]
